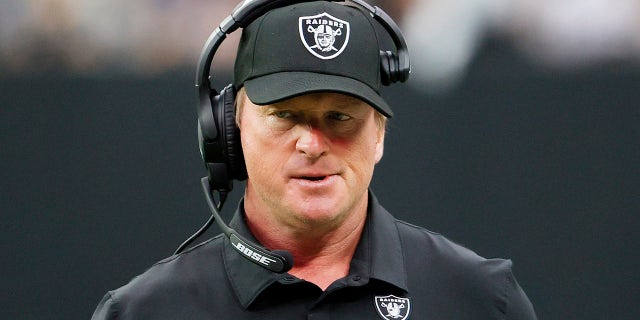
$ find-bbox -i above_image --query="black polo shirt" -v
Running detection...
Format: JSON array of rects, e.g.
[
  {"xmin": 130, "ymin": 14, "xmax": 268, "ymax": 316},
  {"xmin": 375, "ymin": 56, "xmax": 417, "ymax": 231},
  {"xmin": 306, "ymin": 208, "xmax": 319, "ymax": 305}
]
[{"xmin": 92, "ymin": 194, "xmax": 537, "ymax": 319}]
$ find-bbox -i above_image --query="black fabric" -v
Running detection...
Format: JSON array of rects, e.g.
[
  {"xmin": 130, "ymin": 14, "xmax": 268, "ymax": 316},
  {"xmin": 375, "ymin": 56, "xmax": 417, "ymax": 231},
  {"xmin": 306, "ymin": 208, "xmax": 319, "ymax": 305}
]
[
  {"xmin": 219, "ymin": 85, "xmax": 246, "ymax": 180},
  {"xmin": 91, "ymin": 193, "xmax": 537, "ymax": 319},
  {"xmin": 233, "ymin": 1, "xmax": 394, "ymax": 118}
]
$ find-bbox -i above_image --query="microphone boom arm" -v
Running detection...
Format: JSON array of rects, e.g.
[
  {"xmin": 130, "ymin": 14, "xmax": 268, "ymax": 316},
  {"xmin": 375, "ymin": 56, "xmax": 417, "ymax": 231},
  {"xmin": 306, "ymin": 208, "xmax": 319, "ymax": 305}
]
[{"xmin": 174, "ymin": 177, "xmax": 293, "ymax": 274}]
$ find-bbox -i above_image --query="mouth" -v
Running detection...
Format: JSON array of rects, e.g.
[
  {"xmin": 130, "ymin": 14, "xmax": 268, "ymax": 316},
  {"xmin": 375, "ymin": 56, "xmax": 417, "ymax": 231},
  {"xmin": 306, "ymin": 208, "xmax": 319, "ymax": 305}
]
[
  {"xmin": 291, "ymin": 173, "xmax": 339, "ymax": 185},
  {"xmin": 289, "ymin": 173, "xmax": 340, "ymax": 190},
  {"xmin": 300, "ymin": 175, "xmax": 328, "ymax": 181}
]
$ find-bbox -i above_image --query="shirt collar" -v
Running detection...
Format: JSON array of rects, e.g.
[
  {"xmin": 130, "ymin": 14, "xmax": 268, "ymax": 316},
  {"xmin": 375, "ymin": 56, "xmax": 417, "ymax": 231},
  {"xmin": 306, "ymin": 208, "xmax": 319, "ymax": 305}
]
[
  {"xmin": 224, "ymin": 191, "xmax": 408, "ymax": 308},
  {"xmin": 357, "ymin": 192, "xmax": 409, "ymax": 292},
  {"xmin": 224, "ymin": 200, "xmax": 281, "ymax": 308}
]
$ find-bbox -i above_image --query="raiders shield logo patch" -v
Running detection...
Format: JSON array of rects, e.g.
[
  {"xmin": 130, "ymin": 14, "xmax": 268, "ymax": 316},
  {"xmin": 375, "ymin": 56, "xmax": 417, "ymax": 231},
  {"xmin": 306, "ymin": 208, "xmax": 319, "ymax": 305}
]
[
  {"xmin": 374, "ymin": 295, "xmax": 411, "ymax": 320},
  {"xmin": 298, "ymin": 12, "xmax": 350, "ymax": 60}
]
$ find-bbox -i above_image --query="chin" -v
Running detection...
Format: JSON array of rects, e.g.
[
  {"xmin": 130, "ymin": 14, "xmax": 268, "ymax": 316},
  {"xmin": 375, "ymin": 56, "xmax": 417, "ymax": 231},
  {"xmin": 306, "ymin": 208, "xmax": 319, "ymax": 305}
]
[{"xmin": 289, "ymin": 192, "xmax": 360, "ymax": 223}]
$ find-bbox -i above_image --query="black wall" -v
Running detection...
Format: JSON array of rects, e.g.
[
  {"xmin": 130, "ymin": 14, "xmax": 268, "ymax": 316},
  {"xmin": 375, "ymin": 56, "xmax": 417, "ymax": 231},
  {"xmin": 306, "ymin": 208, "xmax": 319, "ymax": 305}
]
[{"xmin": 2, "ymin": 41, "xmax": 638, "ymax": 319}]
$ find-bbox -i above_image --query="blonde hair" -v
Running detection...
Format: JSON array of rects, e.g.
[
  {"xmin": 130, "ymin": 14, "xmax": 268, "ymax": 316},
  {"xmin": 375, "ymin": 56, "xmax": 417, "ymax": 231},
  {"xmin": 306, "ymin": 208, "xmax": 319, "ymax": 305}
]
[{"xmin": 235, "ymin": 87, "xmax": 387, "ymax": 131}]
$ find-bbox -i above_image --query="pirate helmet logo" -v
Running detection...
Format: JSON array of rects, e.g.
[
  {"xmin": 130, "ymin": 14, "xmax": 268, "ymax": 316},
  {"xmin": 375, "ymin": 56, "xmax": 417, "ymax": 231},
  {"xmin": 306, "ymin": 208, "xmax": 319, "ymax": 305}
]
[
  {"xmin": 299, "ymin": 12, "xmax": 350, "ymax": 60},
  {"xmin": 374, "ymin": 295, "xmax": 411, "ymax": 320}
]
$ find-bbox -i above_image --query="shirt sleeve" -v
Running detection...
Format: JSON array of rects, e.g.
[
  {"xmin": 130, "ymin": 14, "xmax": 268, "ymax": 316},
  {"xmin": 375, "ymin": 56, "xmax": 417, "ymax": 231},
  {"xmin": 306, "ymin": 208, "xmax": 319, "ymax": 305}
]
[
  {"xmin": 91, "ymin": 292, "xmax": 119, "ymax": 320},
  {"xmin": 504, "ymin": 267, "xmax": 538, "ymax": 320}
]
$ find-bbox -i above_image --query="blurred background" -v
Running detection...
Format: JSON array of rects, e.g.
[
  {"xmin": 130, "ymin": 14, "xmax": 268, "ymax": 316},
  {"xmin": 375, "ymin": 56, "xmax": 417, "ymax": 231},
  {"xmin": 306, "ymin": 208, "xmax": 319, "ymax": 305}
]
[{"xmin": 1, "ymin": 0, "xmax": 638, "ymax": 319}]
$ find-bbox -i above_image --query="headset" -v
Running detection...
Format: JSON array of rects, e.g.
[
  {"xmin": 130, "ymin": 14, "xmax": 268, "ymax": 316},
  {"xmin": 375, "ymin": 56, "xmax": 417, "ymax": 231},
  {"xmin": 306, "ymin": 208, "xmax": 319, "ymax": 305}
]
[
  {"xmin": 177, "ymin": 0, "xmax": 411, "ymax": 272},
  {"xmin": 196, "ymin": 0, "xmax": 410, "ymax": 196}
]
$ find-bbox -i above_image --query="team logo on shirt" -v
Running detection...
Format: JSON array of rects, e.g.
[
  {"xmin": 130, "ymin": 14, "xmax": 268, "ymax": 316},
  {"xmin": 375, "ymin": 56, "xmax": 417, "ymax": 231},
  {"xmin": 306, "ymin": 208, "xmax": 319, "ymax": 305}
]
[
  {"xmin": 375, "ymin": 295, "xmax": 411, "ymax": 320},
  {"xmin": 299, "ymin": 12, "xmax": 350, "ymax": 60}
]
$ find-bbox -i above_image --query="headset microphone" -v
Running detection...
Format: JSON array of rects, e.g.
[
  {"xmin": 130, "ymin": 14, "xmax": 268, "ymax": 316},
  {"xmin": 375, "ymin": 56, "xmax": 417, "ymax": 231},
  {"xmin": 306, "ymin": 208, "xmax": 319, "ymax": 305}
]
[{"xmin": 174, "ymin": 177, "xmax": 294, "ymax": 274}]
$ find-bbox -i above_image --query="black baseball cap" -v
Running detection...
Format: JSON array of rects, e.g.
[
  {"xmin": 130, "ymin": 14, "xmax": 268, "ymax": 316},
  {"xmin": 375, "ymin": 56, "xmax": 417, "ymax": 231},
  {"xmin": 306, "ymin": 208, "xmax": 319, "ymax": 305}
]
[{"xmin": 233, "ymin": 1, "xmax": 393, "ymax": 118}]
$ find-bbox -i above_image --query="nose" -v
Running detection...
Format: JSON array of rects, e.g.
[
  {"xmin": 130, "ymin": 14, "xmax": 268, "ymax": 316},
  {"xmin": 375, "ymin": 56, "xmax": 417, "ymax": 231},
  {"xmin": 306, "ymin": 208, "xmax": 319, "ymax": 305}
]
[{"xmin": 295, "ymin": 125, "xmax": 329, "ymax": 159}]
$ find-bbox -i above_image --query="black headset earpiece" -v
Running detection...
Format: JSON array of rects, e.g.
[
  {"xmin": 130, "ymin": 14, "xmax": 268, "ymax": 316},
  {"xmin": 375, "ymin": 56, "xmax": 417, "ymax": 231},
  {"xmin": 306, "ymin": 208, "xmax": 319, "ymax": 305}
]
[
  {"xmin": 219, "ymin": 84, "xmax": 246, "ymax": 181},
  {"xmin": 367, "ymin": 1, "xmax": 410, "ymax": 86},
  {"xmin": 380, "ymin": 50, "xmax": 397, "ymax": 85},
  {"xmin": 196, "ymin": 0, "xmax": 410, "ymax": 194},
  {"xmin": 198, "ymin": 84, "xmax": 246, "ymax": 192}
]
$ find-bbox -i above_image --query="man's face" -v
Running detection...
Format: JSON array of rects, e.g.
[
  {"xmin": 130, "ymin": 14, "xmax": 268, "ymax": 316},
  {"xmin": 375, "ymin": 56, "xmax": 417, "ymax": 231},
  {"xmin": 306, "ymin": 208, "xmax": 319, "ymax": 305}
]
[
  {"xmin": 238, "ymin": 91, "xmax": 385, "ymax": 232},
  {"xmin": 316, "ymin": 32, "xmax": 333, "ymax": 48}
]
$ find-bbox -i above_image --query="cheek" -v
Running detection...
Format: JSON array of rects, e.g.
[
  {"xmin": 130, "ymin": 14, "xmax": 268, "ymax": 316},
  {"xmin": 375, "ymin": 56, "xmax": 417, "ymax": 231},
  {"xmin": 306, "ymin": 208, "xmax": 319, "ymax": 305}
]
[
  {"xmin": 241, "ymin": 136, "xmax": 267, "ymax": 170},
  {"xmin": 339, "ymin": 137, "xmax": 379, "ymax": 176},
  {"xmin": 241, "ymin": 133, "xmax": 287, "ymax": 180}
]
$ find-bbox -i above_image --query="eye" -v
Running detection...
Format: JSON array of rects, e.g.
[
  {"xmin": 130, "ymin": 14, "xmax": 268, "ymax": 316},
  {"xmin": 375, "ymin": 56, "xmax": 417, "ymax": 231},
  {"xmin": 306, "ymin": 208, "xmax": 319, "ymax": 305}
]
[
  {"xmin": 273, "ymin": 110, "xmax": 294, "ymax": 119},
  {"xmin": 327, "ymin": 111, "xmax": 352, "ymax": 121}
]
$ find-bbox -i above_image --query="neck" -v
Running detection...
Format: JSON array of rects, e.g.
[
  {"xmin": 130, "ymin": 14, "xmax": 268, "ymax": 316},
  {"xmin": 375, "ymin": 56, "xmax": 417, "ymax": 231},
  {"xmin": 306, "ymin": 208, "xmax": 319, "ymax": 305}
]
[
  {"xmin": 243, "ymin": 193, "xmax": 369, "ymax": 290},
  {"xmin": 287, "ymin": 221, "xmax": 364, "ymax": 290}
]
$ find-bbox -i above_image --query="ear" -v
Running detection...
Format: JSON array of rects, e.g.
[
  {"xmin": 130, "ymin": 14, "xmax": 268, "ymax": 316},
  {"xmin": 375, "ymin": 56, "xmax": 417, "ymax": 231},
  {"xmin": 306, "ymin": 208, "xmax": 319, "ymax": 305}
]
[
  {"xmin": 235, "ymin": 88, "xmax": 247, "ymax": 128},
  {"xmin": 374, "ymin": 127, "xmax": 385, "ymax": 164}
]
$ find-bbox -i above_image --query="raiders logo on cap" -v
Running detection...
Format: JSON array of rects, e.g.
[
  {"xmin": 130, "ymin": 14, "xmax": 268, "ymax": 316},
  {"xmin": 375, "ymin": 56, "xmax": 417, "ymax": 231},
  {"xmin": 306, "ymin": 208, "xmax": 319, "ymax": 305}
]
[
  {"xmin": 298, "ymin": 12, "xmax": 350, "ymax": 60},
  {"xmin": 374, "ymin": 295, "xmax": 411, "ymax": 320}
]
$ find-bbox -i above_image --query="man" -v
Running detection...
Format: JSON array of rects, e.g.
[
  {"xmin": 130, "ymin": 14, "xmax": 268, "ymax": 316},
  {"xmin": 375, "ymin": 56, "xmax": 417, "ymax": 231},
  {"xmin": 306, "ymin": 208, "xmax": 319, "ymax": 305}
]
[{"xmin": 92, "ymin": 1, "xmax": 537, "ymax": 319}]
